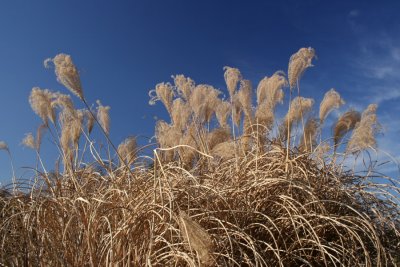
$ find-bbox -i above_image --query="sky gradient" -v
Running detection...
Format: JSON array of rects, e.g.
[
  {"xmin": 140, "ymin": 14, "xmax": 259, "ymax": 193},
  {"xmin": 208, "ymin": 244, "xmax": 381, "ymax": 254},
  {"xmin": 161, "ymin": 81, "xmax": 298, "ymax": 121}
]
[{"xmin": 0, "ymin": 0, "xmax": 399, "ymax": 184}]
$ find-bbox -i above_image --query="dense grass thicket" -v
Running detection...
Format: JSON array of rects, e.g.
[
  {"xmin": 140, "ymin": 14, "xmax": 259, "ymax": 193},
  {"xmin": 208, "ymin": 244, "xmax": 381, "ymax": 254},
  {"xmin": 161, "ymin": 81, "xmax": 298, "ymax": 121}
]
[{"xmin": 0, "ymin": 48, "xmax": 399, "ymax": 266}]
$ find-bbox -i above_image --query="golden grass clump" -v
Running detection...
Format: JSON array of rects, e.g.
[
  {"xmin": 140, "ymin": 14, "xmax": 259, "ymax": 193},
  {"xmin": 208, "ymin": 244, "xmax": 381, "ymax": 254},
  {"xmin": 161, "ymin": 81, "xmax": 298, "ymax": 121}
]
[
  {"xmin": 1, "ymin": 48, "xmax": 399, "ymax": 266},
  {"xmin": 45, "ymin": 54, "xmax": 84, "ymax": 100},
  {"xmin": 319, "ymin": 88, "xmax": 345, "ymax": 124}
]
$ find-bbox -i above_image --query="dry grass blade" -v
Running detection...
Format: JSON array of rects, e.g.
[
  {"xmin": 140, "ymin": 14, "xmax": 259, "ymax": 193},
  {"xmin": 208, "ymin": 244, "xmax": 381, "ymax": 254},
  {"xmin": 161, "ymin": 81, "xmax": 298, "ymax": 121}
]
[{"xmin": 178, "ymin": 211, "xmax": 214, "ymax": 266}]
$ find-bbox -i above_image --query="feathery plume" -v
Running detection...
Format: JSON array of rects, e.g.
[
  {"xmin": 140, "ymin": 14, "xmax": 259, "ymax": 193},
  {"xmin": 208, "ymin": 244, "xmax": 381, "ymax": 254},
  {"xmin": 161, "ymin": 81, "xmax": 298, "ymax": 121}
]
[
  {"xmin": 22, "ymin": 133, "xmax": 36, "ymax": 150},
  {"xmin": 299, "ymin": 118, "xmax": 320, "ymax": 152},
  {"xmin": 51, "ymin": 92, "xmax": 75, "ymax": 114},
  {"xmin": 172, "ymin": 74, "xmax": 195, "ymax": 101},
  {"xmin": 232, "ymin": 94, "xmax": 243, "ymax": 128},
  {"xmin": 347, "ymin": 104, "xmax": 380, "ymax": 153},
  {"xmin": 171, "ymin": 98, "xmax": 192, "ymax": 131},
  {"xmin": 189, "ymin": 85, "xmax": 221, "ymax": 123},
  {"xmin": 148, "ymin": 82, "xmax": 175, "ymax": 115},
  {"xmin": 237, "ymin": 79, "xmax": 253, "ymax": 118},
  {"xmin": 207, "ymin": 127, "xmax": 231, "ymax": 151},
  {"xmin": 319, "ymin": 88, "xmax": 345, "ymax": 124},
  {"xmin": 280, "ymin": 97, "xmax": 314, "ymax": 139},
  {"xmin": 223, "ymin": 66, "xmax": 242, "ymax": 99},
  {"xmin": 45, "ymin": 54, "xmax": 84, "ymax": 100},
  {"xmin": 0, "ymin": 141, "xmax": 9, "ymax": 153},
  {"xmin": 333, "ymin": 110, "xmax": 361, "ymax": 149},
  {"xmin": 256, "ymin": 71, "xmax": 287, "ymax": 106},
  {"xmin": 178, "ymin": 211, "xmax": 214, "ymax": 266},
  {"xmin": 288, "ymin": 47, "xmax": 316, "ymax": 90},
  {"xmin": 117, "ymin": 137, "xmax": 137, "ymax": 165},
  {"xmin": 255, "ymin": 101, "xmax": 275, "ymax": 130},
  {"xmin": 215, "ymin": 100, "xmax": 231, "ymax": 128},
  {"xmin": 211, "ymin": 141, "xmax": 236, "ymax": 159},
  {"xmin": 29, "ymin": 87, "xmax": 56, "ymax": 125},
  {"xmin": 82, "ymin": 109, "xmax": 95, "ymax": 134},
  {"xmin": 96, "ymin": 100, "xmax": 111, "ymax": 136}
]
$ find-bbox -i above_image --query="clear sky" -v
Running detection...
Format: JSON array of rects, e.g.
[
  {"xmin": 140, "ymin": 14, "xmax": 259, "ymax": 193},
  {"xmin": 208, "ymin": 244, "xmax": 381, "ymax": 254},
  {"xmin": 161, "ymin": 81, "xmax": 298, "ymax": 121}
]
[{"xmin": 0, "ymin": 0, "xmax": 399, "ymax": 184}]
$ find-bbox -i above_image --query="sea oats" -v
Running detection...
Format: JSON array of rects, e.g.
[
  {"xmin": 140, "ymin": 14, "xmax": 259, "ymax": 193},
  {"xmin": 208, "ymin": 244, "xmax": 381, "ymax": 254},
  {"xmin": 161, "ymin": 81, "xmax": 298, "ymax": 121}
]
[
  {"xmin": 46, "ymin": 54, "xmax": 84, "ymax": 100},
  {"xmin": 29, "ymin": 87, "xmax": 56, "ymax": 125},
  {"xmin": 319, "ymin": 88, "xmax": 345, "ymax": 124},
  {"xmin": 223, "ymin": 66, "xmax": 242, "ymax": 99},
  {"xmin": 288, "ymin": 47, "xmax": 316, "ymax": 90}
]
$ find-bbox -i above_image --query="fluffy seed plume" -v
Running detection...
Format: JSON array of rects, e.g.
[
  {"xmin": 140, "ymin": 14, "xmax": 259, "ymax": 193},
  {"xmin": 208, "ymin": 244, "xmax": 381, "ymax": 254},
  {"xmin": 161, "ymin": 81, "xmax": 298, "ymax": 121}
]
[
  {"xmin": 189, "ymin": 85, "xmax": 221, "ymax": 123},
  {"xmin": 215, "ymin": 100, "xmax": 231, "ymax": 128},
  {"xmin": 96, "ymin": 100, "xmax": 111, "ymax": 136},
  {"xmin": 319, "ymin": 88, "xmax": 345, "ymax": 124},
  {"xmin": 148, "ymin": 82, "xmax": 175, "ymax": 115},
  {"xmin": 172, "ymin": 74, "xmax": 195, "ymax": 101},
  {"xmin": 237, "ymin": 79, "xmax": 253, "ymax": 118},
  {"xmin": 117, "ymin": 137, "xmax": 137, "ymax": 166},
  {"xmin": 178, "ymin": 211, "xmax": 214, "ymax": 266},
  {"xmin": 299, "ymin": 118, "xmax": 320, "ymax": 152},
  {"xmin": 223, "ymin": 66, "xmax": 242, "ymax": 99},
  {"xmin": 83, "ymin": 109, "xmax": 95, "ymax": 134},
  {"xmin": 255, "ymin": 101, "xmax": 275, "ymax": 130},
  {"xmin": 232, "ymin": 94, "xmax": 243, "ymax": 128},
  {"xmin": 29, "ymin": 87, "xmax": 56, "ymax": 125},
  {"xmin": 51, "ymin": 92, "xmax": 75, "ymax": 114},
  {"xmin": 280, "ymin": 97, "xmax": 314, "ymax": 139},
  {"xmin": 347, "ymin": 104, "xmax": 380, "ymax": 153},
  {"xmin": 171, "ymin": 98, "xmax": 192, "ymax": 131},
  {"xmin": 288, "ymin": 47, "xmax": 316, "ymax": 90},
  {"xmin": 207, "ymin": 127, "xmax": 231, "ymax": 151},
  {"xmin": 0, "ymin": 141, "xmax": 9, "ymax": 153},
  {"xmin": 22, "ymin": 133, "xmax": 36, "ymax": 150},
  {"xmin": 256, "ymin": 71, "xmax": 287, "ymax": 106},
  {"xmin": 45, "ymin": 54, "xmax": 84, "ymax": 100},
  {"xmin": 333, "ymin": 110, "xmax": 361, "ymax": 149}
]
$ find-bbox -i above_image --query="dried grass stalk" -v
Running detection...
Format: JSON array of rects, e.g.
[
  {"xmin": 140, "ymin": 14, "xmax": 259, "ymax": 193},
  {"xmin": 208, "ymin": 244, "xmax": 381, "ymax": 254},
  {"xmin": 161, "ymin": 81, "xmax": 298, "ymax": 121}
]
[
  {"xmin": 223, "ymin": 66, "xmax": 242, "ymax": 99},
  {"xmin": 280, "ymin": 97, "xmax": 314, "ymax": 139},
  {"xmin": 45, "ymin": 54, "xmax": 84, "ymax": 100},
  {"xmin": 347, "ymin": 104, "xmax": 380, "ymax": 153},
  {"xmin": 333, "ymin": 110, "xmax": 361, "ymax": 149},
  {"xmin": 299, "ymin": 117, "xmax": 320, "ymax": 152},
  {"xmin": 178, "ymin": 211, "xmax": 214, "ymax": 266},
  {"xmin": 319, "ymin": 88, "xmax": 345, "ymax": 124},
  {"xmin": 288, "ymin": 47, "xmax": 316, "ymax": 90}
]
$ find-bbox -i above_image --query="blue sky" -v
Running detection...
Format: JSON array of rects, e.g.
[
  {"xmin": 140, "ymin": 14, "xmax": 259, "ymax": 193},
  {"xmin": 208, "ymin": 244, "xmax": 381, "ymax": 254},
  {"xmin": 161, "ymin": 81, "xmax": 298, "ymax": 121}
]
[{"xmin": 0, "ymin": 0, "xmax": 399, "ymax": 184}]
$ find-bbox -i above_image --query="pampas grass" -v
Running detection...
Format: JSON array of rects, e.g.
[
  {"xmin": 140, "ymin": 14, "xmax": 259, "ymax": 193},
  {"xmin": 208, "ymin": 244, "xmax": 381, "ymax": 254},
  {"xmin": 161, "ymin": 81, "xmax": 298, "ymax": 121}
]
[
  {"xmin": 1, "ymin": 49, "xmax": 399, "ymax": 267},
  {"xmin": 319, "ymin": 88, "xmax": 345, "ymax": 124}
]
